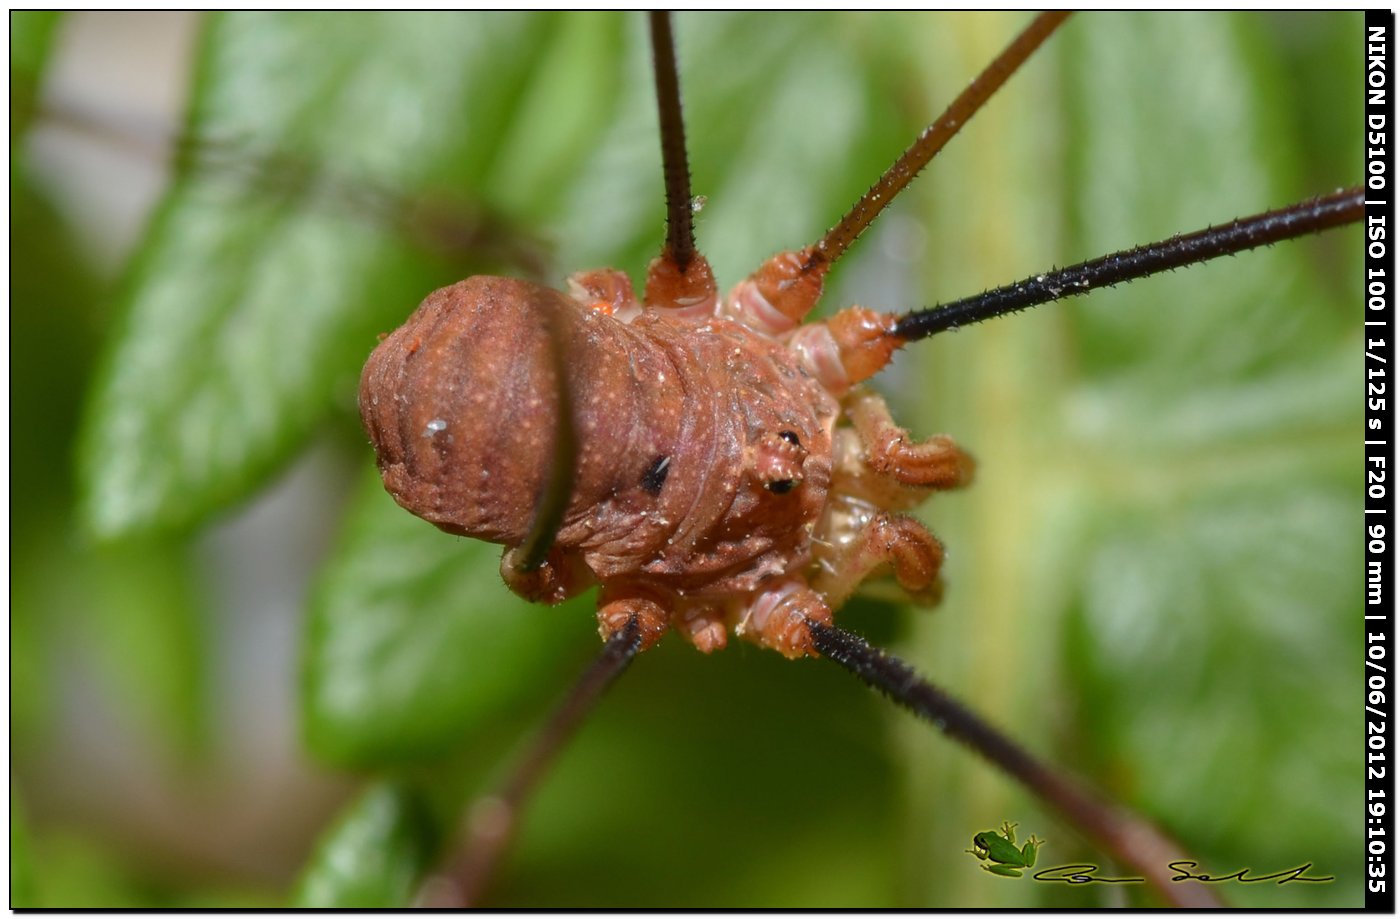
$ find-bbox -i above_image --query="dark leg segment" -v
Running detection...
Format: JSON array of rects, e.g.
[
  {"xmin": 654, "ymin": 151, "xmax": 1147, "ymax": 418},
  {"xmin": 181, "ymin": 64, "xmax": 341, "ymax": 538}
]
[
  {"xmin": 808, "ymin": 11, "xmax": 1071, "ymax": 270},
  {"xmin": 420, "ymin": 617, "xmax": 645, "ymax": 907},
  {"xmin": 807, "ymin": 621, "xmax": 1224, "ymax": 909},
  {"xmin": 643, "ymin": 11, "xmax": 718, "ymax": 312},
  {"xmin": 894, "ymin": 187, "xmax": 1365, "ymax": 341}
]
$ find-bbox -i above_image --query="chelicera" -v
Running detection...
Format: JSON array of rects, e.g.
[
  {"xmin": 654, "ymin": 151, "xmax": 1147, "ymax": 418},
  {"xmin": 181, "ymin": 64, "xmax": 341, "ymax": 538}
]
[{"xmin": 354, "ymin": 11, "xmax": 1360, "ymax": 907}]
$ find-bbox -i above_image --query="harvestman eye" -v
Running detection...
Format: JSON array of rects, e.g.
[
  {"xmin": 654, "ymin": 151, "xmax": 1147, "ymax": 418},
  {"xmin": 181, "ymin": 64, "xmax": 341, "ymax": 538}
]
[{"xmin": 640, "ymin": 455, "xmax": 671, "ymax": 495}]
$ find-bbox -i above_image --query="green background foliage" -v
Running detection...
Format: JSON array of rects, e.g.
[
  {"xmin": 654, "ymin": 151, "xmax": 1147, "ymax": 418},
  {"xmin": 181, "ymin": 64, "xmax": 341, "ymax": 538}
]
[{"xmin": 13, "ymin": 11, "xmax": 1361, "ymax": 907}]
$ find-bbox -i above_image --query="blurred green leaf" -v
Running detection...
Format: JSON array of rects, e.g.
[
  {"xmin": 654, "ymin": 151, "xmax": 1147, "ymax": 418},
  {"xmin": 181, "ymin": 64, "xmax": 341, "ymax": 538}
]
[
  {"xmin": 10, "ymin": 10, "xmax": 63, "ymax": 140},
  {"xmin": 29, "ymin": 832, "xmax": 152, "ymax": 908},
  {"xmin": 80, "ymin": 537, "xmax": 210, "ymax": 756},
  {"xmin": 11, "ymin": 790, "xmax": 37, "ymax": 908},
  {"xmin": 292, "ymin": 782, "xmax": 440, "ymax": 908},
  {"xmin": 900, "ymin": 11, "xmax": 1359, "ymax": 907},
  {"xmin": 11, "ymin": 174, "xmax": 101, "ymax": 531},
  {"xmin": 536, "ymin": 12, "xmax": 911, "ymax": 289},
  {"xmin": 10, "ymin": 167, "xmax": 104, "ymax": 743},
  {"xmin": 489, "ymin": 641, "xmax": 903, "ymax": 907},
  {"xmin": 13, "ymin": 67, "xmax": 210, "ymax": 759},
  {"xmin": 15, "ymin": 523, "xmax": 209, "ymax": 758},
  {"xmin": 77, "ymin": 12, "xmax": 553, "ymax": 538},
  {"xmin": 1055, "ymin": 14, "xmax": 1359, "ymax": 908},
  {"xmin": 302, "ymin": 472, "xmax": 592, "ymax": 766},
  {"xmin": 10, "ymin": 11, "xmax": 62, "ymax": 75},
  {"xmin": 1064, "ymin": 480, "xmax": 1358, "ymax": 867}
]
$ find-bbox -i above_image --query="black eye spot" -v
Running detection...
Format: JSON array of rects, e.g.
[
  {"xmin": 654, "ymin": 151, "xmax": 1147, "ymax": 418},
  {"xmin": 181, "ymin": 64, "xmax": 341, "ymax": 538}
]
[
  {"xmin": 641, "ymin": 455, "xmax": 671, "ymax": 496},
  {"xmin": 766, "ymin": 479, "xmax": 795, "ymax": 495},
  {"xmin": 778, "ymin": 430, "xmax": 800, "ymax": 446}
]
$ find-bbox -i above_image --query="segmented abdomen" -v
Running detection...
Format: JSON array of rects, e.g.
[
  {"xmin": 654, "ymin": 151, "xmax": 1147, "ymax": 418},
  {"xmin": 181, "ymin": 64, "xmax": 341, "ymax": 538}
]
[{"xmin": 359, "ymin": 276, "xmax": 840, "ymax": 600}]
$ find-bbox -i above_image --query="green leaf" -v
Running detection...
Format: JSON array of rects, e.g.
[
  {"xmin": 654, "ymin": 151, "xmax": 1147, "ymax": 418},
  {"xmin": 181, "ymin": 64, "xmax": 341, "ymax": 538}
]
[
  {"xmin": 77, "ymin": 12, "xmax": 555, "ymax": 538},
  {"xmin": 10, "ymin": 169, "xmax": 101, "ymax": 531},
  {"xmin": 14, "ymin": 525, "xmax": 209, "ymax": 758},
  {"xmin": 897, "ymin": 12, "xmax": 1360, "ymax": 907},
  {"xmin": 27, "ymin": 832, "xmax": 152, "ymax": 908},
  {"xmin": 1050, "ymin": 14, "xmax": 1360, "ymax": 906},
  {"xmin": 537, "ymin": 12, "xmax": 912, "ymax": 289},
  {"xmin": 292, "ymin": 782, "xmax": 440, "ymax": 908},
  {"xmin": 11, "ymin": 790, "xmax": 37, "ymax": 908},
  {"xmin": 10, "ymin": 11, "xmax": 62, "ymax": 75},
  {"xmin": 11, "ymin": 160, "xmax": 105, "ymax": 744},
  {"xmin": 81, "ymin": 537, "xmax": 210, "ymax": 756},
  {"xmin": 11, "ymin": 10, "xmax": 63, "ymax": 140},
  {"xmin": 302, "ymin": 471, "xmax": 592, "ymax": 766},
  {"xmin": 13, "ymin": 127, "xmax": 210, "ymax": 756}
]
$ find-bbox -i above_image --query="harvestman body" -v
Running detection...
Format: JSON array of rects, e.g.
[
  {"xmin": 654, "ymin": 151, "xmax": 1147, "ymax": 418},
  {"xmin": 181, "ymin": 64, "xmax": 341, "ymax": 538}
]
[
  {"xmin": 360, "ymin": 248, "xmax": 970, "ymax": 658},
  {"xmin": 359, "ymin": 12, "xmax": 1071, "ymax": 662}
]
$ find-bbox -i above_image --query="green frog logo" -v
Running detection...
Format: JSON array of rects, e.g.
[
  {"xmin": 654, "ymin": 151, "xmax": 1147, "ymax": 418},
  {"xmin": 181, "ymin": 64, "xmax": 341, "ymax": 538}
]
[{"xmin": 966, "ymin": 822, "xmax": 1044, "ymax": 878}]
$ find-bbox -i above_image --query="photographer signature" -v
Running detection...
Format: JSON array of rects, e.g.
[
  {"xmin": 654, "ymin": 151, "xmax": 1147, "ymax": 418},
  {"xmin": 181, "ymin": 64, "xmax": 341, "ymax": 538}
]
[{"xmin": 1031, "ymin": 861, "xmax": 1335, "ymax": 886}]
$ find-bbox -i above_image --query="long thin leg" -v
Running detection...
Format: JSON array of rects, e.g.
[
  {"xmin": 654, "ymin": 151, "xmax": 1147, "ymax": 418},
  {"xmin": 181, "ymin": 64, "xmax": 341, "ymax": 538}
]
[
  {"xmin": 648, "ymin": 10, "xmax": 697, "ymax": 275},
  {"xmin": 807, "ymin": 621, "xmax": 1224, "ymax": 908},
  {"xmin": 420, "ymin": 617, "xmax": 644, "ymax": 908},
  {"xmin": 505, "ymin": 288, "xmax": 579, "ymax": 574},
  {"xmin": 732, "ymin": 12, "xmax": 1070, "ymax": 332},
  {"xmin": 807, "ymin": 11, "xmax": 1071, "ymax": 271},
  {"xmin": 644, "ymin": 10, "xmax": 717, "ymax": 312},
  {"xmin": 895, "ymin": 187, "xmax": 1365, "ymax": 341},
  {"xmin": 801, "ymin": 188, "xmax": 1366, "ymax": 391}
]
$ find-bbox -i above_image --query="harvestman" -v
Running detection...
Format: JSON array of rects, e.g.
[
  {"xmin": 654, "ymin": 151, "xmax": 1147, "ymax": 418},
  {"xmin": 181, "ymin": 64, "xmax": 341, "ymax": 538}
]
[{"xmin": 352, "ymin": 12, "xmax": 1362, "ymax": 907}]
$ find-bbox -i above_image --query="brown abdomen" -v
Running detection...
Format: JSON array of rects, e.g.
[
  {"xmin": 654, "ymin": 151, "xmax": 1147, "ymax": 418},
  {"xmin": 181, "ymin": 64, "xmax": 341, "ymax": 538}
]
[{"xmin": 360, "ymin": 276, "xmax": 838, "ymax": 598}]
